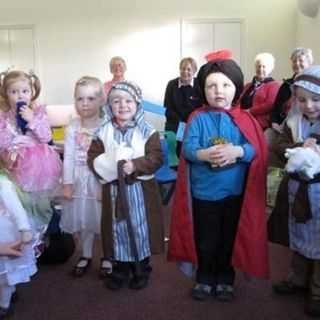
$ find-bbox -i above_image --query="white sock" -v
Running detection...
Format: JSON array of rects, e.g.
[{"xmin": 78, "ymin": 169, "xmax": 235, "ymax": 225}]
[{"xmin": 80, "ymin": 231, "xmax": 95, "ymax": 259}]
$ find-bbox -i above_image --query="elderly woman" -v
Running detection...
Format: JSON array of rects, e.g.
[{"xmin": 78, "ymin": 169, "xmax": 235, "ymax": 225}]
[
  {"xmin": 240, "ymin": 52, "xmax": 280, "ymax": 130},
  {"xmin": 271, "ymin": 47, "xmax": 313, "ymax": 130},
  {"xmin": 164, "ymin": 57, "xmax": 203, "ymax": 155},
  {"xmin": 104, "ymin": 56, "xmax": 127, "ymax": 96}
]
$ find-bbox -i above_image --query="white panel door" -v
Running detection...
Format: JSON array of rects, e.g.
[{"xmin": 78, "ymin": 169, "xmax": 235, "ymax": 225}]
[
  {"xmin": 181, "ymin": 22, "xmax": 213, "ymax": 66},
  {"xmin": 0, "ymin": 30, "xmax": 10, "ymax": 71},
  {"xmin": 214, "ymin": 22, "xmax": 242, "ymax": 65},
  {"xmin": 181, "ymin": 19, "xmax": 244, "ymax": 70},
  {"xmin": 10, "ymin": 28, "xmax": 35, "ymax": 71}
]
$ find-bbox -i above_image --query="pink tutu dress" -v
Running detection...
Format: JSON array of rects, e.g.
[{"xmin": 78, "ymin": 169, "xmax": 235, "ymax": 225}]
[{"xmin": 0, "ymin": 105, "xmax": 62, "ymax": 192}]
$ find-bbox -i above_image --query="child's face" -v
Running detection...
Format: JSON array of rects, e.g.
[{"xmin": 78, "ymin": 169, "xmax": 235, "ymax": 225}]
[
  {"xmin": 109, "ymin": 89, "xmax": 137, "ymax": 126},
  {"xmin": 296, "ymin": 87, "xmax": 320, "ymax": 121},
  {"xmin": 205, "ymin": 72, "xmax": 236, "ymax": 110},
  {"xmin": 75, "ymin": 85, "xmax": 102, "ymax": 120},
  {"xmin": 6, "ymin": 79, "xmax": 33, "ymax": 109}
]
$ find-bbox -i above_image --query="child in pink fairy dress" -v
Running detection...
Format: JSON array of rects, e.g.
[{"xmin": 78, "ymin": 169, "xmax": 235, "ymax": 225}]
[{"xmin": 0, "ymin": 70, "xmax": 62, "ymax": 230}]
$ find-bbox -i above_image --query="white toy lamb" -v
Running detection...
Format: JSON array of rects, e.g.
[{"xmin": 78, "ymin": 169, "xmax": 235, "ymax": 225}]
[
  {"xmin": 285, "ymin": 147, "xmax": 320, "ymax": 180},
  {"xmin": 93, "ymin": 142, "xmax": 134, "ymax": 183}
]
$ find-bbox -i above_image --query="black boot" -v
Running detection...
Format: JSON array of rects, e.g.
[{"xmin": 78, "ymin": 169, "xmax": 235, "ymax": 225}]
[{"xmin": 105, "ymin": 261, "xmax": 130, "ymax": 290}]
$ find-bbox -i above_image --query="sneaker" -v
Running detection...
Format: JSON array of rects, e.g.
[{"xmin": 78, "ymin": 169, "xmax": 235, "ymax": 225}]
[
  {"xmin": 191, "ymin": 283, "xmax": 213, "ymax": 301},
  {"xmin": 272, "ymin": 280, "xmax": 307, "ymax": 295},
  {"xmin": 216, "ymin": 284, "xmax": 234, "ymax": 302}
]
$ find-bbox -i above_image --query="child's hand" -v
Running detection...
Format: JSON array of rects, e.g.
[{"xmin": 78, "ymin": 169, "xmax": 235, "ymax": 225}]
[
  {"xmin": 63, "ymin": 184, "xmax": 73, "ymax": 200},
  {"xmin": 20, "ymin": 230, "xmax": 33, "ymax": 243},
  {"xmin": 272, "ymin": 123, "xmax": 282, "ymax": 133},
  {"xmin": 197, "ymin": 145, "xmax": 218, "ymax": 162},
  {"xmin": 123, "ymin": 160, "xmax": 135, "ymax": 175},
  {"xmin": 19, "ymin": 105, "xmax": 34, "ymax": 123},
  {"xmin": 303, "ymin": 138, "xmax": 317, "ymax": 148},
  {"xmin": 0, "ymin": 241, "xmax": 23, "ymax": 257},
  {"xmin": 210, "ymin": 144, "xmax": 243, "ymax": 167}
]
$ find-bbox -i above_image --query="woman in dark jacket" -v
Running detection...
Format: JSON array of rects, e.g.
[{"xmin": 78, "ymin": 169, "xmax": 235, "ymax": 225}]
[
  {"xmin": 164, "ymin": 57, "xmax": 203, "ymax": 155},
  {"xmin": 271, "ymin": 47, "xmax": 313, "ymax": 131}
]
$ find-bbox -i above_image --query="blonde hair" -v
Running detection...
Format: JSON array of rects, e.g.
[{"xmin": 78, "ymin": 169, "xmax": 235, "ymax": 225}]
[
  {"xmin": 74, "ymin": 76, "xmax": 105, "ymax": 99},
  {"xmin": 0, "ymin": 70, "xmax": 41, "ymax": 111},
  {"xmin": 179, "ymin": 57, "xmax": 198, "ymax": 73},
  {"xmin": 109, "ymin": 56, "xmax": 127, "ymax": 72},
  {"xmin": 254, "ymin": 52, "xmax": 275, "ymax": 71}
]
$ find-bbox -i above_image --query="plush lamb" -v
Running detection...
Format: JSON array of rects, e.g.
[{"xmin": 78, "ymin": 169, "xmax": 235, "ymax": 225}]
[
  {"xmin": 285, "ymin": 147, "xmax": 320, "ymax": 180},
  {"xmin": 93, "ymin": 142, "xmax": 134, "ymax": 183}
]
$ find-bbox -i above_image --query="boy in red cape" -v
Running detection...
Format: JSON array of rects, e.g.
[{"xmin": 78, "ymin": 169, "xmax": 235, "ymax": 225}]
[{"xmin": 168, "ymin": 52, "xmax": 269, "ymax": 302}]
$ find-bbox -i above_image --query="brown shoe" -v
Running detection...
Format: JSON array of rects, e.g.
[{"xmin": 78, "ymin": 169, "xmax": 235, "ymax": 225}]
[{"xmin": 272, "ymin": 280, "xmax": 307, "ymax": 295}]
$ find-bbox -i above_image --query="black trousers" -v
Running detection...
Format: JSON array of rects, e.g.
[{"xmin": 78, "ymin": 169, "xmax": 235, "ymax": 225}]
[{"xmin": 192, "ymin": 196, "xmax": 242, "ymax": 286}]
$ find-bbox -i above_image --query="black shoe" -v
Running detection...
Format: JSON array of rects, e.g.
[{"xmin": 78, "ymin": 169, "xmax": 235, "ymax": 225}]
[
  {"xmin": 216, "ymin": 284, "xmax": 234, "ymax": 302},
  {"xmin": 104, "ymin": 268, "xmax": 129, "ymax": 291},
  {"xmin": 104, "ymin": 276, "xmax": 124, "ymax": 290},
  {"xmin": 129, "ymin": 276, "xmax": 149, "ymax": 290},
  {"xmin": 72, "ymin": 257, "xmax": 91, "ymax": 278},
  {"xmin": 11, "ymin": 291, "xmax": 19, "ymax": 304},
  {"xmin": 99, "ymin": 258, "xmax": 113, "ymax": 279},
  {"xmin": 191, "ymin": 283, "xmax": 213, "ymax": 301},
  {"xmin": 0, "ymin": 305, "xmax": 13, "ymax": 320},
  {"xmin": 305, "ymin": 297, "xmax": 320, "ymax": 318},
  {"xmin": 272, "ymin": 280, "xmax": 307, "ymax": 295}
]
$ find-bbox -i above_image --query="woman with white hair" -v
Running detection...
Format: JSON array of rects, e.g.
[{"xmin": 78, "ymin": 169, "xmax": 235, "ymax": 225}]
[
  {"xmin": 271, "ymin": 47, "xmax": 313, "ymax": 130},
  {"xmin": 104, "ymin": 56, "xmax": 127, "ymax": 96},
  {"xmin": 240, "ymin": 52, "xmax": 280, "ymax": 130}
]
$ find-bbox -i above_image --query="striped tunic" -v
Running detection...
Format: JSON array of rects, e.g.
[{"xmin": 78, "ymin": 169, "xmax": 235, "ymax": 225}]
[
  {"xmin": 104, "ymin": 121, "xmax": 152, "ymax": 262},
  {"xmin": 288, "ymin": 118, "xmax": 320, "ymax": 259}
]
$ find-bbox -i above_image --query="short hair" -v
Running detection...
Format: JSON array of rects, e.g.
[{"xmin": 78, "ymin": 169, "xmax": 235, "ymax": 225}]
[
  {"xmin": 74, "ymin": 76, "xmax": 105, "ymax": 99},
  {"xmin": 179, "ymin": 57, "xmax": 198, "ymax": 73},
  {"xmin": 109, "ymin": 56, "xmax": 127, "ymax": 72},
  {"xmin": 290, "ymin": 47, "xmax": 313, "ymax": 64},
  {"xmin": 254, "ymin": 52, "xmax": 275, "ymax": 72}
]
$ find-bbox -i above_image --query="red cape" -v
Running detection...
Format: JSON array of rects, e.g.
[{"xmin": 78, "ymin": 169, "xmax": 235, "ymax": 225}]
[{"xmin": 167, "ymin": 105, "xmax": 269, "ymax": 279}]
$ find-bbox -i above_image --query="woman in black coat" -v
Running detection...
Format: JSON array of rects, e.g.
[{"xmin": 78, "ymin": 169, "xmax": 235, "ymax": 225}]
[{"xmin": 164, "ymin": 57, "xmax": 203, "ymax": 155}]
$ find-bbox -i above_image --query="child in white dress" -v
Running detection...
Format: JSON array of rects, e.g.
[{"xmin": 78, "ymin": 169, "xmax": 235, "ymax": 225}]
[
  {"xmin": 60, "ymin": 76, "xmax": 109, "ymax": 277},
  {"xmin": 0, "ymin": 166, "xmax": 37, "ymax": 318}
]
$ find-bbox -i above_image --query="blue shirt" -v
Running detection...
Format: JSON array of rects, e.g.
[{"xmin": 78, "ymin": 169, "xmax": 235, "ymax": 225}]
[{"xmin": 183, "ymin": 110, "xmax": 255, "ymax": 201}]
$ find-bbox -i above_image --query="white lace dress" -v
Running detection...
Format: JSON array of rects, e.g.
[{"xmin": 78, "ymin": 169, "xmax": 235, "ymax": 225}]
[{"xmin": 60, "ymin": 118, "xmax": 102, "ymax": 234}]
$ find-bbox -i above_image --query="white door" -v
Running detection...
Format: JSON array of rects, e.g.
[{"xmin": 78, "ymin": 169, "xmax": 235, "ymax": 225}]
[
  {"xmin": 0, "ymin": 26, "xmax": 35, "ymax": 72},
  {"xmin": 181, "ymin": 19, "xmax": 244, "ymax": 70}
]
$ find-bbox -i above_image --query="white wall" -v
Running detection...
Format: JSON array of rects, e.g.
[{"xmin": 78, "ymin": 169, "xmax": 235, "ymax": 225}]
[
  {"xmin": 0, "ymin": 0, "xmax": 297, "ymax": 106},
  {"xmin": 296, "ymin": 11, "xmax": 320, "ymax": 63}
]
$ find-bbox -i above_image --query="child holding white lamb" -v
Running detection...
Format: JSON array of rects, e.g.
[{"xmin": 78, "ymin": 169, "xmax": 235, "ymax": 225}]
[{"xmin": 269, "ymin": 65, "xmax": 320, "ymax": 317}]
